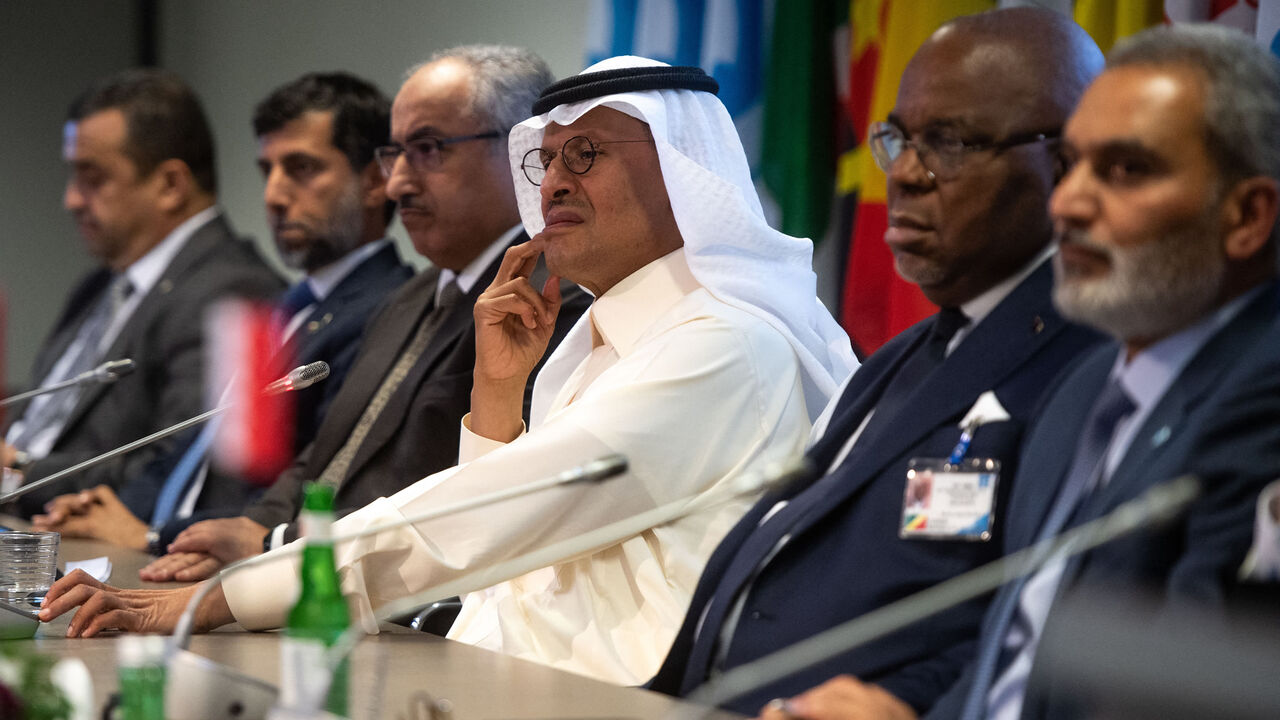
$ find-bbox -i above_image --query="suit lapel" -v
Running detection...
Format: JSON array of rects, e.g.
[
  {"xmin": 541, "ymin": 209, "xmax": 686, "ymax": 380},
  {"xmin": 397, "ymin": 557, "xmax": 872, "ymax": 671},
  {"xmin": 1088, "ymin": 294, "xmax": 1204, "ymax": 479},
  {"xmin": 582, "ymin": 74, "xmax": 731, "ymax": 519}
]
[
  {"xmin": 307, "ymin": 268, "xmax": 438, "ymax": 468},
  {"xmin": 1072, "ymin": 284, "xmax": 1279, "ymax": 529},
  {"xmin": 1004, "ymin": 347, "xmax": 1115, "ymax": 551},
  {"xmin": 815, "ymin": 263, "xmax": 1067, "ymax": 514},
  {"xmin": 60, "ymin": 217, "xmax": 232, "ymax": 435},
  {"xmin": 286, "ymin": 243, "xmax": 403, "ymax": 369},
  {"xmin": 339, "ymin": 240, "xmax": 512, "ymax": 480}
]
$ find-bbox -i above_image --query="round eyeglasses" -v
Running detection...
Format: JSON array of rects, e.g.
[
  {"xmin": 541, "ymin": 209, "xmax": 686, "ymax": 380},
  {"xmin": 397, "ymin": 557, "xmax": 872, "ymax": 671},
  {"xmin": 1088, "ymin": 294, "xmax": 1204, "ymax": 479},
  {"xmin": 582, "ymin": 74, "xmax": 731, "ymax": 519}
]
[
  {"xmin": 521, "ymin": 135, "xmax": 651, "ymax": 186},
  {"xmin": 374, "ymin": 130, "xmax": 502, "ymax": 177},
  {"xmin": 868, "ymin": 121, "xmax": 1059, "ymax": 182}
]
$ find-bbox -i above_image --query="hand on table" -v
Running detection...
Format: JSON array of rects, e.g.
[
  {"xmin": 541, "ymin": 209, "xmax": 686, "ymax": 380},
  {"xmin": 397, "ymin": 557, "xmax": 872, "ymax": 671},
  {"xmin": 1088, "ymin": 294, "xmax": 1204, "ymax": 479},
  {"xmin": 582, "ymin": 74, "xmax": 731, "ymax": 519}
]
[
  {"xmin": 39, "ymin": 568, "xmax": 234, "ymax": 637},
  {"xmin": 138, "ymin": 516, "xmax": 268, "ymax": 581},
  {"xmin": 32, "ymin": 485, "xmax": 147, "ymax": 549},
  {"xmin": 757, "ymin": 676, "xmax": 917, "ymax": 720}
]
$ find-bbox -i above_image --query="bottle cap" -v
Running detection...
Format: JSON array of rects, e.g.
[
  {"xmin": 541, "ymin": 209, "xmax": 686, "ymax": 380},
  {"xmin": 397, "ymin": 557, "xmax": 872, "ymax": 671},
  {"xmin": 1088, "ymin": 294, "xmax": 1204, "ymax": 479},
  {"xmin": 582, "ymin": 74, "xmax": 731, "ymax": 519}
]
[{"xmin": 117, "ymin": 634, "xmax": 168, "ymax": 668}]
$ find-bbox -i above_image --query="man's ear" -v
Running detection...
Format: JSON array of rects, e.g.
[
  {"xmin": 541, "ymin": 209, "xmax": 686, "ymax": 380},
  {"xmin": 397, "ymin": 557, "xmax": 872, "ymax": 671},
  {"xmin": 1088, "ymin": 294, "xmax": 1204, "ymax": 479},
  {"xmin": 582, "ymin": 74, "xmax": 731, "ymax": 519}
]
[
  {"xmin": 1221, "ymin": 176, "xmax": 1279, "ymax": 261},
  {"xmin": 359, "ymin": 160, "xmax": 387, "ymax": 210},
  {"xmin": 150, "ymin": 159, "xmax": 197, "ymax": 213}
]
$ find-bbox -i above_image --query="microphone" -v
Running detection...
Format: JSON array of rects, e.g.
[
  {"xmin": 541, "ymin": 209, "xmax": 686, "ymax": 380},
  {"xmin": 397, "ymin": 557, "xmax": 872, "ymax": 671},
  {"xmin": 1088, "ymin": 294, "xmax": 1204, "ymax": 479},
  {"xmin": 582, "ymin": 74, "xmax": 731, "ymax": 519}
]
[
  {"xmin": 164, "ymin": 452, "xmax": 635, "ymax": 719},
  {"xmin": 0, "ymin": 358, "xmax": 136, "ymax": 408},
  {"xmin": 312, "ymin": 457, "xmax": 814, "ymax": 698},
  {"xmin": 261, "ymin": 361, "xmax": 329, "ymax": 396},
  {"xmin": 682, "ymin": 474, "xmax": 1202, "ymax": 711},
  {"xmin": 0, "ymin": 362, "xmax": 329, "ymax": 504}
]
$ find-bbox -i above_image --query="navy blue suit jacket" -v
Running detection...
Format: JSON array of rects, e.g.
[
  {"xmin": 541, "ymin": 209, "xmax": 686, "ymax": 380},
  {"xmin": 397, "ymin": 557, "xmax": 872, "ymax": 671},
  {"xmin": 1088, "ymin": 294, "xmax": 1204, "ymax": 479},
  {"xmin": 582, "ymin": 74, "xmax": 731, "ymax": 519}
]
[
  {"xmin": 119, "ymin": 242, "xmax": 413, "ymax": 527},
  {"xmin": 649, "ymin": 263, "xmax": 1104, "ymax": 715},
  {"xmin": 926, "ymin": 282, "xmax": 1280, "ymax": 720}
]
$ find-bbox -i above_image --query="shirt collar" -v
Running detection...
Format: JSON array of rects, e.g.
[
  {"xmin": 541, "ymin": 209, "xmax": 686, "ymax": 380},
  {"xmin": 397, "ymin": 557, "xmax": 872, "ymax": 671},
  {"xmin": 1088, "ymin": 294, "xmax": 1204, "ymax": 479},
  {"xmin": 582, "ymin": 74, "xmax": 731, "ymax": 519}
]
[
  {"xmin": 589, "ymin": 247, "xmax": 701, "ymax": 355},
  {"xmin": 304, "ymin": 238, "xmax": 390, "ymax": 302},
  {"xmin": 124, "ymin": 206, "xmax": 220, "ymax": 295},
  {"xmin": 960, "ymin": 244, "xmax": 1056, "ymax": 327},
  {"xmin": 438, "ymin": 224, "xmax": 523, "ymax": 300},
  {"xmin": 1109, "ymin": 285, "xmax": 1263, "ymax": 414}
]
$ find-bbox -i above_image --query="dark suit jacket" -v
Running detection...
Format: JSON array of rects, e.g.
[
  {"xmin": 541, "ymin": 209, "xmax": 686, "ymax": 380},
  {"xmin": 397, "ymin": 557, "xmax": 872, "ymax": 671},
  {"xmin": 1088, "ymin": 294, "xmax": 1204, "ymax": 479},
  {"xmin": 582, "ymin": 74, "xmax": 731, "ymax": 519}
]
[
  {"xmin": 243, "ymin": 236, "xmax": 589, "ymax": 541},
  {"xmin": 119, "ymin": 241, "xmax": 413, "ymax": 523},
  {"xmin": 926, "ymin": 282, "xmax": 1280, "ymax": 720},
  {"xmin": 12, "ymin": 215, "xmax": 283, "ymax": 517},
  {"xmin": 649, "ymin": 263, "xmax": 1104, "ymax": 715}
]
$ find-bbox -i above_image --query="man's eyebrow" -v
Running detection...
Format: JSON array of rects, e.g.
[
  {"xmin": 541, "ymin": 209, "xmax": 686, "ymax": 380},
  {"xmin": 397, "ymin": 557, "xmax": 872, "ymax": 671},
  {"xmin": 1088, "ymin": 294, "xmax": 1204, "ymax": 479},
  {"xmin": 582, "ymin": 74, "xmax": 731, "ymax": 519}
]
[
  {"xmin": 1071, "ymin": 138, "xmax": 1162, "ymax": 159},
  {"xmin": 884, "ymin": 113, "xmax": 975, "ymax": 134},
  {"xmin": 403, "ymin": 125, "xmax": 445, "ymax": 143}
]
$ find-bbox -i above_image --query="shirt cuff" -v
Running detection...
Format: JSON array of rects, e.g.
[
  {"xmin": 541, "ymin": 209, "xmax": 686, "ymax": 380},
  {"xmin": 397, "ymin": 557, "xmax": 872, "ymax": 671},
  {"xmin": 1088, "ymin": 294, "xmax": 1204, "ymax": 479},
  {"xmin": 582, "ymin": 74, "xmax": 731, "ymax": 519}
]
[
  {"xmin": 458, "ymin": 412, "xmax": 526, "ymax": 463},
  {"xmin": 269, "ymin": 523, "xmax": 288, "ymax": 551},
  {"xmin": 220, "ymin": 546, "xmax": 302, "ymax": 631}
]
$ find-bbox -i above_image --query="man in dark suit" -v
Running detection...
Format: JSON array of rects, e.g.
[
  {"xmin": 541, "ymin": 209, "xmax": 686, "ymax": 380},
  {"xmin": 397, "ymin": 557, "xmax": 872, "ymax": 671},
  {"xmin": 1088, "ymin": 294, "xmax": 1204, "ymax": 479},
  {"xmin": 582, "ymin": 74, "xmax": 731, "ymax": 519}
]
[
  {"xmin": 648, "ymin": 9, "xmax": 1105, "ymax": 716},
  {"xmin": 31, "ymin": 71, "xmax": 415, "ymax": 548},
  {"xmin": 134, "ymin": 46, "xmax": 588, "ymax": 582},
  {"xmin": 2, "ymin": 69, "xmax": 283, "ymax": 518},
  {"xmin": 921, "ymin": 24, "xmax": 1280, "ymax": 720}
]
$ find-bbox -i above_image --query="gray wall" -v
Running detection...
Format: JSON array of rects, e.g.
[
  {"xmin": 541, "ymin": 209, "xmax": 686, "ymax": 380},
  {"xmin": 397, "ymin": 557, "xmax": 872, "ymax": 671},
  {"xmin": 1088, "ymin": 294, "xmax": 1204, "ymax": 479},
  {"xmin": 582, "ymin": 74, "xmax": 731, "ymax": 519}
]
[
  {"xmin": 1, "ymin": 0, "xmax": 589, "ymax": 386},
  {"xmin": 1, "ymin": 1, "xmax": 140, "ymax": 387}
]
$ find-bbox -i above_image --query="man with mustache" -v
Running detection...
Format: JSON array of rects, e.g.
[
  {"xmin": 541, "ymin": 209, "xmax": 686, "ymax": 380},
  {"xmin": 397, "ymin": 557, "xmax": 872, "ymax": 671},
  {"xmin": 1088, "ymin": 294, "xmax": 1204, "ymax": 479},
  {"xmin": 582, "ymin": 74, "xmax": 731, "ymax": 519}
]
[
  {"xmin": 31, "ymin": 71, "xmax": 415, "ymax": 551},
  {"xmin": 3, "ymin": 69, "xmax": 282, "ymax": 517},
  {"xmin": 39, "ymin": 54, "xmax": 855, "ymax": 687},
  {"xmin": 648, "ymin": 8, "xmax": 1106, "ymax": 717},
  {"xmin": 920, "ymin": 23, "xmax": 1280, "ymax": 720}
]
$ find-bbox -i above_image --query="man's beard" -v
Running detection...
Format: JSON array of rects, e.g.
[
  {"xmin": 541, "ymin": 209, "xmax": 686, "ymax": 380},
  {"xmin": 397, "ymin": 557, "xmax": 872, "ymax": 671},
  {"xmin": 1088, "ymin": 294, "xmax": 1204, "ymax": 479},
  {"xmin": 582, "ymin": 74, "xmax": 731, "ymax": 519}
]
[
  {"xmin": 278, "ymin": 185, "xmax": 365, "ymax": 273},
  {"xmin": 1052, "ymin": 216, "xmax": 1225, "ymax": 343}
]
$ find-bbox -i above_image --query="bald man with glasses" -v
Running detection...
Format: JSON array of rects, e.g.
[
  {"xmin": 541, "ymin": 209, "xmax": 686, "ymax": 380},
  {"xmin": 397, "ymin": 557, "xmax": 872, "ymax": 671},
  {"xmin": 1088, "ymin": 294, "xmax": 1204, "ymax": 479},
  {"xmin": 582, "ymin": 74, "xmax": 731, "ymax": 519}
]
[{"xmin": 648, "ymin": 8, "xmax": 1108, "ymax": 717}]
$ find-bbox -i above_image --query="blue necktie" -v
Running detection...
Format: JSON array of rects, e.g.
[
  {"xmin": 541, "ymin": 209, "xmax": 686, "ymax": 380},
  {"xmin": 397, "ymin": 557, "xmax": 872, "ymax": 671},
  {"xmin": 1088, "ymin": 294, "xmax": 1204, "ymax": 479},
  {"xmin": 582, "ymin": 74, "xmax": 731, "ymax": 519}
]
[
  {"xmin": 149, "ymin": 419, "xmax": 220, "ymax": 527},
  {"xmin": 959, "ymin": 380, "xmax": 1135, "ymax": 720}
]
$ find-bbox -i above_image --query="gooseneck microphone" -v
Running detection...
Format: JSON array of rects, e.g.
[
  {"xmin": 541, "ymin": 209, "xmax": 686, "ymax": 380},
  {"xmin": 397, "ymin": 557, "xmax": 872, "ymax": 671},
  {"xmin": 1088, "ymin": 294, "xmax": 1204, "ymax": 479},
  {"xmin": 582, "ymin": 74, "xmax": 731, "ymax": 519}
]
[
  {"xmin": 683, "ymin": 474, "xmax": 1202, "ymax": 712},
  {"xmin": 0, "ymin": 358, "xmax": 136, "ymax": 408},
  {"xmin": 164, "ymin": 452, "xmax": 633, "ymax": 720},
  {"xmin": 0, "ymin": 361, "xmax": 329, "ymax": 504}
]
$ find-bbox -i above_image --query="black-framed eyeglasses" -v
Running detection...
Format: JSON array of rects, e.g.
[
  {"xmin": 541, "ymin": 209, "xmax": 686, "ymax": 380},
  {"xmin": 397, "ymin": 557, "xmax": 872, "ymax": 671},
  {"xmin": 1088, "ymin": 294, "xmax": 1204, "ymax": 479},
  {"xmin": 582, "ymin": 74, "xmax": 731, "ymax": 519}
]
[
  {"xmin": 375, "ymin": 130, "xmax": 502, "ymax": 177},
  {"xmin": 868, "ymin": 121, "xmax": 1059, "ymax": 181},
  {"xmin": 520, "ymin": 135, "xmax": 651, "ymax": 186}
]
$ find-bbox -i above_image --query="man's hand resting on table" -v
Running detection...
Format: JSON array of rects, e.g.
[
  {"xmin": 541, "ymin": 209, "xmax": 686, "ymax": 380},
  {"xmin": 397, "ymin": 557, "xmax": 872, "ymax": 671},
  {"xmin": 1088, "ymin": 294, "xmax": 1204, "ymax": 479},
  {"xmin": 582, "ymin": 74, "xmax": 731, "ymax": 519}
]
[
  {"xmin": 39, "ymin": 569, "xmax": 234, "ymax": 638},
  {"xmin": 138, "ymin": 517, "xmax": 269, "ymax": 581}
]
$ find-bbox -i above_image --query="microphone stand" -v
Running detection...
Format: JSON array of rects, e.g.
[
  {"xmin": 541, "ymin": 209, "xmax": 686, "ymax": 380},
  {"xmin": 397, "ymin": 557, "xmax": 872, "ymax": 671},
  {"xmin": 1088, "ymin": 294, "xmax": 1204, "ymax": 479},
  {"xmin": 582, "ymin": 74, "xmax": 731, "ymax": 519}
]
[
  {"xmin": 0, "ymin": 362, "xmax": 329, "ymax": 505},
  {"xmin": 0, "ymin": 359, "xmax": 136, "ymax": 408},
  {"xmin": 682, "ymin": 474, "xmax": 1201, "ymax": 712}
]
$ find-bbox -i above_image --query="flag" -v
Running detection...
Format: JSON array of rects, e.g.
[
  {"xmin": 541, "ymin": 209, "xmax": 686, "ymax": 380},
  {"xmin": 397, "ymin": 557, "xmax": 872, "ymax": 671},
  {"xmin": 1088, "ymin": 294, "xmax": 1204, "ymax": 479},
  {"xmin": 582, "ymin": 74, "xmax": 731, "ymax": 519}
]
[
  {"xmin": 838, "ymin": 0, "xmax": 994, "ymax": 356},
  {"xmin": 759, "ymin": 0, "xmax": 840, "ymax": 241},
  {"xmin": 1074, "ymin": 0, "xmax": 1163, "ymax": 51},
  {"xmin": 206, "ymin": 299, "xmax": 294, "ymax": 484}
]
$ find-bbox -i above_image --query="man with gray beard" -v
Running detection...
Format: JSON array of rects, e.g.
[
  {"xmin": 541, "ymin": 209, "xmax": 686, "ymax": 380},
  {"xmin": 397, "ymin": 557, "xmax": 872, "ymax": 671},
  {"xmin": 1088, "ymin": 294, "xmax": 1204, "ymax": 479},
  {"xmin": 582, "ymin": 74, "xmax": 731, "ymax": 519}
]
[
  {"xmin": 32, "ymin": 72, "xmax": 414, "ymax": 551},
  {"xmin": 914, "ymin": 23, "xmax": 1280, "ymax": 720}
]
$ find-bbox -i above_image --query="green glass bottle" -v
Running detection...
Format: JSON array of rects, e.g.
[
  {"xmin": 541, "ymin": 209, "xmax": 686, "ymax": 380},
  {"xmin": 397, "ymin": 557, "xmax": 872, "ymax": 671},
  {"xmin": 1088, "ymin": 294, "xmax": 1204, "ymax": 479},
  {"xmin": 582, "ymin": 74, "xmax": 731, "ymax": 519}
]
[
  {"xmin": 281, "ymin": 483, "xmax": 350, "ymax": 716},
  {"xmin": 117, "ymin": 635, "xmax": 165, "ymax": 720}
]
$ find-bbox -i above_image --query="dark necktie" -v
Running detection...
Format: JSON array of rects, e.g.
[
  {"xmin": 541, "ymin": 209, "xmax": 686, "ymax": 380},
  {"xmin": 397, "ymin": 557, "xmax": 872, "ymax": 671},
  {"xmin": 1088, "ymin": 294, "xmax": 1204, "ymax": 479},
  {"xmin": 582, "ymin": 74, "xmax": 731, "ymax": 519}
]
[
  {"xmin": 958, "ymin": 379, "xmax": 1135, "ymax": 720},
  {"xmin": 314, "ymin": 280, "xmax": 464, "ymax": 490},
  {"xmin": 859, "ymin": 307, "xmax": 969, "ymax": 442},
  {"xmin": 11, "ymin": 274, "xmax": 133, "ymax": 452}
]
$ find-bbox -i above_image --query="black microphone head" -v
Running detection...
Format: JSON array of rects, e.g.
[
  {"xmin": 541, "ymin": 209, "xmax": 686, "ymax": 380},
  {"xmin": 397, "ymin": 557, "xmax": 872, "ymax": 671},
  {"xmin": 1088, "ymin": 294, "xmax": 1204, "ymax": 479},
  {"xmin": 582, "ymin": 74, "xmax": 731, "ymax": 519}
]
[{"xmin": 94, "ymin": 358, "xmax": 136, "ymax": 383}]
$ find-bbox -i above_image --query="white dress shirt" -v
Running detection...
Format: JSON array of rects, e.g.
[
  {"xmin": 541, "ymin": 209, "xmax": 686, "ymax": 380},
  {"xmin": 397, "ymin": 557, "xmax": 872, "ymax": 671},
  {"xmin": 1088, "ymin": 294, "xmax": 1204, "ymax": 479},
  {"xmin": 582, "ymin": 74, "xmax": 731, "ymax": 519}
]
[
  {"xmin": 222, "ymin": 248, "xmax": 813, "ymax": 685},
  {"xmin": 1242, "ymin": 480, "xmax": 1280, "ymax": 580}
]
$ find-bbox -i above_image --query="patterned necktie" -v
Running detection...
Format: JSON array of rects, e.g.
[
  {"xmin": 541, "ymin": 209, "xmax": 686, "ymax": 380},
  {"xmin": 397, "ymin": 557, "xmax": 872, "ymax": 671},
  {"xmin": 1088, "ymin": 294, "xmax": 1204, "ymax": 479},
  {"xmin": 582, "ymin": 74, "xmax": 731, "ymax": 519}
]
[
  {"xmin": 314, "ymin": 280, "xmax": 464, "ymax": 490},
  {"xmin": 11, "ymin": 274, "xmax": 133, "ymax": 452},
  {"xmin": 959, "ymin": 379, "xmax": 1135, "ymax": 720}
]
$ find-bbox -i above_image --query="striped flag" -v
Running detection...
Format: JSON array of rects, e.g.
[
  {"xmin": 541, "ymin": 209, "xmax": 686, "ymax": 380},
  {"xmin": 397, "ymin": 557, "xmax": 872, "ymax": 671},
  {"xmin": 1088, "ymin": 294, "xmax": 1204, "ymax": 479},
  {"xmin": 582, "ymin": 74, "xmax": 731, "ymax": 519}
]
[
  {"xmin": 838, "ymin": 0, "xmax": 994, "ymax": 355},
  {"xmin": 205, "ymin": 299, "xmax": 294, "ymax": 485}
]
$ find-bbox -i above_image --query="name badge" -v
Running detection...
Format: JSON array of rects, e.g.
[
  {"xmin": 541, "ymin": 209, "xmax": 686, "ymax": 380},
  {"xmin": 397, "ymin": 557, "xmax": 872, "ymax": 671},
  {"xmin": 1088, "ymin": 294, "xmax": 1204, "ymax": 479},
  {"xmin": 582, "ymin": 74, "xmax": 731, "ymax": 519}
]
[{"xmin": 900, "ymin": 457, "xmax": 1000, "ymax": 541}]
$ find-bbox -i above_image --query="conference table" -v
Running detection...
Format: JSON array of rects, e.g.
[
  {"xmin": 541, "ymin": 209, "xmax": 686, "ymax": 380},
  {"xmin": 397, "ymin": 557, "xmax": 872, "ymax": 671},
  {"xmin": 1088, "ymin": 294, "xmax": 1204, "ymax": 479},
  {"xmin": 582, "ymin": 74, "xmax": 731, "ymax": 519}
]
[{"xmin": 21, "ymin": 532, "xmax": 743, "ymax": 720}]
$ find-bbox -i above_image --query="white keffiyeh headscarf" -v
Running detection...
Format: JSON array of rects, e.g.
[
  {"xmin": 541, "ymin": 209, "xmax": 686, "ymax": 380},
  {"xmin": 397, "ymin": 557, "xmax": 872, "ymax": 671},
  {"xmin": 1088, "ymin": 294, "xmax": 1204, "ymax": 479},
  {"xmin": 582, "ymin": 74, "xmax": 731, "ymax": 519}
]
[{"xmin": 511, "ymin": 56, "xmax": 856, "ymax": 424}]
